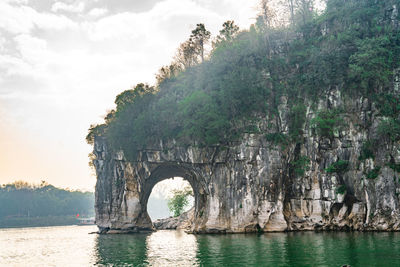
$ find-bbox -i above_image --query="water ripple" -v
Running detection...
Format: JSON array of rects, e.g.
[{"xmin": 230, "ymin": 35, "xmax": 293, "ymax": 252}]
[{"xmin": 1, "ymin": 226, "xmax": 400, "ymax": 266}]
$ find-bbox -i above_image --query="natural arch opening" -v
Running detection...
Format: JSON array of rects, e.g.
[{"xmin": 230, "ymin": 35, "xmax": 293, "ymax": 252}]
[
  {"xmin": 140, "ymin": 165, "xmax": 207, "ymax": 231},
  {"xmin": 147, "ymin": 177, "xmax": 194, "ymax": 228}
]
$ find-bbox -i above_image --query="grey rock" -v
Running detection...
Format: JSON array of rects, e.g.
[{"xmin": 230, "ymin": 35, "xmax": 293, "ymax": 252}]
[
  {"xmin": 92, "ymin": 79, "xmax": 400, "ymax": 235},
  {"xmin": 153, "ymin": 208, "xmax": 194, "ymax": 230}
]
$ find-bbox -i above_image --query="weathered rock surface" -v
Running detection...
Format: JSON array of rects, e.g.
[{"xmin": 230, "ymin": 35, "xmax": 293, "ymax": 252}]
[
  {"xmin": 93, "ymin": 82, "xmax": 400, "ymax": 233},
  {"xmin": 92, "ymin": 3, "xmax": 400, "ymax": 233},
  {"xmin": 153, "ymin": 208, "xmax": 194, "ymax": 230}
]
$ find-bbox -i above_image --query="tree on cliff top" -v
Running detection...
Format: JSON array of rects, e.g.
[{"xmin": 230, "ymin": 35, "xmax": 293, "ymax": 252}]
[
  {"xmin": 213, "ymin": 20, "xmax": 240, "ymax": 48},
  {"xmin": 155, "ymin": 23, "xmax": 211, "ymax": 85},
  {"xmin": 87, "ymin": 0, "xmax": 400, "ymax": 161},
  {"xmin": 191, "ymin": 23, "xmax": 211, "ymax": 63}
]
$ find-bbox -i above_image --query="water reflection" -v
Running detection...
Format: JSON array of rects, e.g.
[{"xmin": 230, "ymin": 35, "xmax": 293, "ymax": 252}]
[
  {"xmin": 93, "ymin": 230, "xmax": 400, "ymax": 266},
  {"xmin": 94, "ymin": 230, "xmax": 199, "ymax": 266},
  {"xmin": 146, "ymin": 230, "xmax": 199, "ymax": 266},
  {"xmin": 94, "ymin": 232, "xmax": 149, "ymax": 266}
]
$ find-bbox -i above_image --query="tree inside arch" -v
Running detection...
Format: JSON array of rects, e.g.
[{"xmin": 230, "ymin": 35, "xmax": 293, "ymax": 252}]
[{"xmin": 167, "ymin": 187, "xmax": 193, "ymax": 217}]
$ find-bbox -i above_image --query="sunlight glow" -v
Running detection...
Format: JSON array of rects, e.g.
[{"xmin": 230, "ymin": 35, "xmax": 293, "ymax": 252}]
[{"xmin": 0, "ymin": 0, "xmax": 260, "ymax": 190}]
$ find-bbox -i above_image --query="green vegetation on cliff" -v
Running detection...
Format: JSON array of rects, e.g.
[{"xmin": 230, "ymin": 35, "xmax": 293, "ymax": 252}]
[
  {"xmin": 0, "ymin": 181, "xmax": 94, "ymax": 228},
  {"xmin": 87, "ymin": 0, "xmax": 400, "ymax": 161}
]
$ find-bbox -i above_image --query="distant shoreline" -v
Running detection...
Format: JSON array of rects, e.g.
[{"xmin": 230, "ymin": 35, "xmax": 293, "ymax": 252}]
[{"xmin": 0, "ymin": 215, "xmax": 94, "ymax": 229}]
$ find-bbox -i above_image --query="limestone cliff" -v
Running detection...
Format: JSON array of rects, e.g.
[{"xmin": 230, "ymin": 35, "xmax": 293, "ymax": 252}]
[
  {"xmin": 93, "ymin": 83, "xmax": 400, "ymax": 233},
  {"xmin": 91, "ymin": 0, "xmax": 400, "ymax": 234}
]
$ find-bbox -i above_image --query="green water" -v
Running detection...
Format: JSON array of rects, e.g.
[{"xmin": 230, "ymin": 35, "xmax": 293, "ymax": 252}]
[
  {"xmin": 1, "ymin": 226, "xmax": 400, "ymax": 266},
  {"xmin": 95, "ymin": 230, "xmax": 400, "ymax": 266}
]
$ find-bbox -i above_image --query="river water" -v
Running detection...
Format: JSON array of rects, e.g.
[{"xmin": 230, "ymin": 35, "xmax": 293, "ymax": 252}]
[{"xmin": 1, "ymin": 225, "xmax": 400, "ymax": 266}]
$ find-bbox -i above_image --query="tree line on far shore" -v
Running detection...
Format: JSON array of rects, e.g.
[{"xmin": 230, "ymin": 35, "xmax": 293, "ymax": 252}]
[{"xmin": 0, "ymin": 181, "xmax": 94, "ymax": 227}]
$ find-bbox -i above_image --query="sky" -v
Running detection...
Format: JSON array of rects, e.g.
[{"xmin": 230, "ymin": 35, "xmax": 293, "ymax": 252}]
[{"xmin": 0, "ymin": 0, "xmax": 260, "ymax": 192}]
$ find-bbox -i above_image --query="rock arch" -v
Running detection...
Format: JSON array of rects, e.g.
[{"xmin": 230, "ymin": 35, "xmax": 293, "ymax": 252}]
[
  {"xmin": 93, "ymin": 136, "xmax": 290, "ymax": 234},
  {"xmin": 141, "ymin": 164, "xmax": 208, "ymax": 229}
]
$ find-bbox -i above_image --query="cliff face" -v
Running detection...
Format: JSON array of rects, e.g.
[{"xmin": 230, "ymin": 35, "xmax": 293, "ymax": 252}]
[
  {"xmin": 91, "ymin": 0, "xmax": 400, "ymax": 234},
  {"xmin": 93, "ymin": 83, "xmax": 400, "ymax": 233}
]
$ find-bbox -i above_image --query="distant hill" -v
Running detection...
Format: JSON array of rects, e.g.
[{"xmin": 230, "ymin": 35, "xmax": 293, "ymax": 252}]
[{"xmin": 0, "ymin": 181, "xmax": 94, "ymax": 228}]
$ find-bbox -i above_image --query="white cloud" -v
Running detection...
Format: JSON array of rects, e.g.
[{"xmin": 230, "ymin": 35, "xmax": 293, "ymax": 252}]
[
  {"xmin": 85, "ymin": 0, "xmax": 224, "ymax": 41},
  {"xmin": 0, "ymin": 54, "xmax": 32, "ymax": 78},
  {"xmin": 84, "ymin": 12, "xmax": 144, "ymax": 41},
  {"xmin": 88, "ymin": 7, "xmax": 108, "ymax": 17},
  {"xmin": 32, "ymin": 11, "xmax": 78, "ymax": 31},
  {"xmin": 2, "ymin": 34, "xmax": 57, "ymax": 84},
  {"xmin": 0, "ymin": 0, "xmax": 260, "ymax": 190},
  {"xmin": 0, "ymin": 2, "xmax": 77, "ymax": 34},
  {"xmin": 5, "ymin": 0, "xmax": 29, "ymax": 4},
  {"xmin": 0, "ymin": 4, "xmax": 34, "ymax": 34},
  {"xmin": 0, "ymin": 36, "xmax": 5, "ymax": 52},
  {"xmin": 51, "ymin": 1, "xmax": 85, "ymax": 13},
  {"xmin": 14, "ymin": 34, "xmax": 48, "ymax": 63}
]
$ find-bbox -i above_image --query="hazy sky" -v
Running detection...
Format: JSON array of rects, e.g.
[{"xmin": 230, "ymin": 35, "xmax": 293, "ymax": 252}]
[{"xmin": 0, "ymin": 0, "xmax": 260, "ymax": 191}]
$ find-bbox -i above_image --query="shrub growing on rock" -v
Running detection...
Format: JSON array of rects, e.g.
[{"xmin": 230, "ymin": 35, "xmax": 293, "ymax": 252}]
[
  {"xmin": 326, "ymin": 160, "xmax": 349, "ymax": 174},
  {"xmin": 311, "ymin": 109, "xmax": 343, "ymax": 139}
]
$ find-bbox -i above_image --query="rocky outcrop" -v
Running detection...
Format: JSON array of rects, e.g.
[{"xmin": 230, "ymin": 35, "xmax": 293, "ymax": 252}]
[
  {"xmin": 92, "ymin": 2, "xmax": 400, "ymax": 234},
  {"xmin": 93, "ymin": 80, "xmax": 400, "ymax": 233},
  {"xmin": 153, "ymin": 208, "xmax": 194, "ymax": 230}
]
